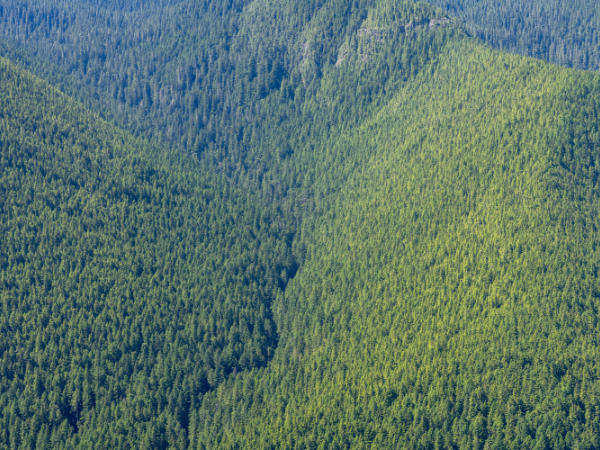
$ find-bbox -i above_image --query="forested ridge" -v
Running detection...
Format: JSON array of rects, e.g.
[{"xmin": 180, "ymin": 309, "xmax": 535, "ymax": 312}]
[
  {"xmin": 192, "ymin": 41, "xmax": 600, "ymax": 447},
  {"xmin": 0, "ymin": 0, "xmax": 459, "ymax": 176},
  {"xmin": 429, "ymin": 0, "xmax": 600, "ymax": 70},
  {"xmin": 1, "ymin": 0, "xmax": 600, "ymax": 448},
  {"xmin": 0, "ymin": 56, "xmax": 296, "ymax": 447}
]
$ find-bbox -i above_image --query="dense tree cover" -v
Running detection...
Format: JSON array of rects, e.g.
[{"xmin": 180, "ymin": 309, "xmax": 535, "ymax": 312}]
[
  {"xmin": 0, "ymin": 56, "xmax": 296, "ymax": 447},
  {"xmin": 0, "ymin": 0, "xmax": 458, "ymax": 172},
  {"xmin": 0, "ymin": 1, "xmax": 466, "ymax": 446},
  {"xmin": 430, "ymin": 0, "xmax": 600, "ymax": 70},
  {"xmin": 2, "ymin": 0, "xmax": 600, "ymax": 447},
  {"xmin": 0, "ymin": 0, "xmax": 597, "ymax": 167},
  {"xmin": 191, "ymin": 41, "xmax": 600, "ymax": 448}
]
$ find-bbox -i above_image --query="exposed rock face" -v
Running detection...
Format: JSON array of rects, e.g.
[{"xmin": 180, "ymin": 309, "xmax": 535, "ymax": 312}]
[
  {"xmin": 335, "ymin": 16, "xmax": 453, "ymax": 66},
  {"xmin": 429, "ymin": 17, "xmax": 452, "ymax": 28}
]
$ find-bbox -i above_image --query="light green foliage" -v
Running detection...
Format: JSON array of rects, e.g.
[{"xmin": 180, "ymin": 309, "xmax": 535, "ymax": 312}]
[{"xmin": 193, "ymin": 42, "xmax": 600, "ymax": 448}]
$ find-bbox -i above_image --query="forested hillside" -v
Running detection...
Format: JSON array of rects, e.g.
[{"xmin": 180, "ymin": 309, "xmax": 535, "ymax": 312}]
[
  {"xmin": 0, "ymin": 56, "xmax": 295, "ymax": 447},
  {"xmin": 2, "ymin": 0, "xmax": 600, "ymax": 448},
  {"xmin": 0, "ymin": 0, "xmax": 459, "ymax": 167},
  {"xmin": 430, "ymin": 0, "xmax": 600, "ymax": 70},
  {"xmin": 192, "ymin": 39, "xmax": 600, "ymax": 448}
]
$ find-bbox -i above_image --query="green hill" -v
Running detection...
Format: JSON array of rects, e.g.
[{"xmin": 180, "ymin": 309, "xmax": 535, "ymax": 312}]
[
  {"xmin": 0, "ymin": 0, "xmax": 462, "ymax": 164},
  {"xmin": 0, "ymin": 0, "xmax": 598, "ymax": 170},
  {"xmin": 191, "ymin": 39, "xmax": 600, "ymax": 449},
  {"xmin": 0, "ymin": 56, "xmax": 294, "ymax": 447}
]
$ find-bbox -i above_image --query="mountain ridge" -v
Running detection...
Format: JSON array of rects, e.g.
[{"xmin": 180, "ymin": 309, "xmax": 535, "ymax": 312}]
[{"xmin": 0, "ymin": 54, "xmax": 296, "ymax": 447}]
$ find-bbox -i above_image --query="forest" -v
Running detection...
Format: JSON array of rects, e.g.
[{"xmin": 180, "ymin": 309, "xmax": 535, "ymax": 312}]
[
  {"xmin": 429, "ymin": 0, "xmax": 600, "ymax": 70},
  {"xmin": 1, "ymin": 0, "xmax": 600, "ymax": 448}
]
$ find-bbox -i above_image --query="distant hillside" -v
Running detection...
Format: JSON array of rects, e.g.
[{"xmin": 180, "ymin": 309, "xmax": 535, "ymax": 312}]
[
  {"xmin": 431, "ymin": 0, "xmax": 600, "ymax": 70},
  {"xmin": 0, "ymin": 0, "xmax": 460, "ymax": 168},
  {"xmin": 0, "ymin": 56, "xmax": 294, "ymax": 447},
  {"xmin": 0, "ymin": 0, "xmax": 597, "ymax": 168}
]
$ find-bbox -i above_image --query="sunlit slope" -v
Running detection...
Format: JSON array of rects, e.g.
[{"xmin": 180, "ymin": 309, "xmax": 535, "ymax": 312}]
[
  {"xmin": 194, "ymin": 40, "xmax": 600, "ymax": 448},
  {"xmin": 3, "ymin": 0, "xmax": 600, "ymax": 447},
  {"xmin": 0, "ymin": 57, "xmax": 293, "ymax": 448}
]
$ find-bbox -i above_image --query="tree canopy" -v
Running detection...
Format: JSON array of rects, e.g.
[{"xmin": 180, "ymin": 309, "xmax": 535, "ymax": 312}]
[{"xmin": 1, "ymin": 0, "xmax": 600, "ymax": 447}]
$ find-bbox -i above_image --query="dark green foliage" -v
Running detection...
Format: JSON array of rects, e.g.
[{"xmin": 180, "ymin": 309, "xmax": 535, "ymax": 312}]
[
  {"xmin": 430, "ymin": 0, "xmax": 600, "ymax": 70},
  {"xmin": 191, "ymin": 41, "xmax": 600, "ymax": 448},
  {"xmin": 0, "ymin": 56, "xmax": 293, "ymax": 447},
  {"xmin": 0, "ymin": 0, "xmax": 457, "ymax": 175}
]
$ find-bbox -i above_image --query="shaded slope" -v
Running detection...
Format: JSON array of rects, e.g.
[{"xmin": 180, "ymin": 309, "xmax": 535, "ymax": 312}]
[
  {"xmin": 0, "ymin": 2, "xmax": 470, "ymax": 447},
  {"xmin": 0, "ymin": 0, "xmax": 457, "ymax": 178},
  {"xmin": 430, "ymin": 0, "xmax": 600, "ymax": 70},
  {"xmin": 0, "ymin": 57, "xmax": 294, "ymax": 448},
  {"xmin": 192, "ymin": 40, "xmax": 600, "ymax": 448}
]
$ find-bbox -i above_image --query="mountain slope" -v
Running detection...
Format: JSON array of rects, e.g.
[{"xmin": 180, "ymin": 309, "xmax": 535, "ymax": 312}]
[
  {"xmin": 0, "ymin": 0, "xmax": 458, "ymax": 169},
  {"xmin": 430, "ymin": 0, "xmax": 600, "ymax": 70},
  {"xmin": 0, "ymin": 56, "xmax": 294, "ymax": 448},
  {"xmin": 0, "ymin": 0, "xmax": 598, "ymax": 171},
  {"xmin": 0, "ymin": 2, "xmax": 466, "ymax": 447},
  {"xmin": 191, "ymin": 39, "xmax": 600, "ymax": 448},
  {"xmin": 2, "ymin": 0, "xmax": 600, "ymax": 448}
]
